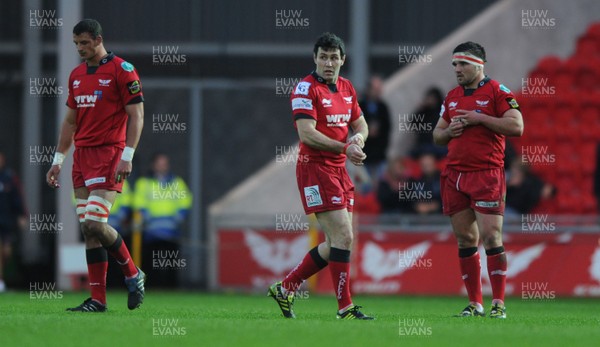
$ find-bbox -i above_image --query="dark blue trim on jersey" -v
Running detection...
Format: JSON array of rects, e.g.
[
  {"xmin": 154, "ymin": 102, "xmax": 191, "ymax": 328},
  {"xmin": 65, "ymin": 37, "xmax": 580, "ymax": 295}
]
[
  {"xmin": 294, "ymin": 113, "xmax": 314, "ymax": 121},
  {"xmin": 86, "ymin": 52, "xmax": 115, "ymax": 74},
  {"xmin": 310, "ymin": 71, "xmax": 338, "ymax": 92},
  {"xmin": 127, "ymin": 95, "xmax": 144, "ymax": 104},
  {"xmin": 463, "ymin": 76, "xmax": 491, "ymax": 96}
]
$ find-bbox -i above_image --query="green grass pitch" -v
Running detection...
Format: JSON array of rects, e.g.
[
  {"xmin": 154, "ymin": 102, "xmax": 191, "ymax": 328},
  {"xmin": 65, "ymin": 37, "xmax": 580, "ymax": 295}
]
[{"xmin": 1, "ymin": 291, "xmax": 599, "ymax": 347}]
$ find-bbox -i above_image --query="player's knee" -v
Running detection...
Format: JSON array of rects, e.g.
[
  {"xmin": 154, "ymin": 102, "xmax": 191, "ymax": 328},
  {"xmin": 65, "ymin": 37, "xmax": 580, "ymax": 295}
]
[
  {"xmin": 456, "ymin": 231, "xmax": 478, "ymax": 247},
  {"xmin": 82, "ymin": 219, "xmax": 106, "ymax": 237},
  {"xmin": 335, "ymin": 228, "xmax": 353, "ymax": 249},
  {"xmin": 482, "ymin": 232, "xmax": 502, "ymax": 249},
  {"xmin": 82, "ymin": 196, "xmax": 112, "ymax": 237}
]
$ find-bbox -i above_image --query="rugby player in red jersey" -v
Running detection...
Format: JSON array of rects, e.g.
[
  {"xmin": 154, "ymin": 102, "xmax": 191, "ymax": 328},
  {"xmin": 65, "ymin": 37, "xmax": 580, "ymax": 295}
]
[
  {"xmin": 45, "ymin": 19, "xmax": 145, "ymax": 312},
  {"xmin": 268, "ymin": 32, "xmax": 373, "ymax": 320},
  {"xmin": 433, "ymin": 42, "xmax": 524, "ymax": 318}
]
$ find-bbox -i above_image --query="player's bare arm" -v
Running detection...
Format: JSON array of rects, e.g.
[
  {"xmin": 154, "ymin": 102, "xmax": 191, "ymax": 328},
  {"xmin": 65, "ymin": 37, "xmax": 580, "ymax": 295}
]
[
  {"xmin": 115, "ymin": 102, "xmax": 144, "ymax": 183},
  {"xmin": 296, "ymin": 118, "xmax": 366, "ymax": 165},
  {"xmin": 453, "ymin": 108, "xmax": 523, "ymax": 136},
  {"xmin": 46, "ymin": 107, "xmax": 77, "ymax": 188},
  {"xmin": 433, "ymin": 116, "xmax": 465, "ymax": 146},
  {"xmin": 348, "ymin": 115, "xmax": 368, "ymax": 148}
]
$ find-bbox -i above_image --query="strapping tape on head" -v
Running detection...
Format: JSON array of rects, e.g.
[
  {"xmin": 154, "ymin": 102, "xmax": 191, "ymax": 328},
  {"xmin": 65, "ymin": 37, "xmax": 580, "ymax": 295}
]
[{"xmin": 452, "ymin": 52, "xmax": 485, "ymax": 68}]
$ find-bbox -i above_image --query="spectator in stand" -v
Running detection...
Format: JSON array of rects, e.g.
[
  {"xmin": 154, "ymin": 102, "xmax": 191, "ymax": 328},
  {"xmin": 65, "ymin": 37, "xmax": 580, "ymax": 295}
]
[
  {"xmin": 376, "ymin": 157, "xmax": 414, "ymax": 214},
  {"xmin": 0, "ymin": 151, "xmax": 27, "ymax": 292},
  {"xmin": 411, "ymin": 151, "xmax": 442, "ymax": 215},
  {"xmin": 410, "ymin": 87, "xmax": 447, "ymax": 159},
  {"xmin": 505, "ymin": 158, "xmax": 555, "ymax": 215},
  {"xmin": 359, "ymin": 75, "xmax": 391, "ymax": 182}
]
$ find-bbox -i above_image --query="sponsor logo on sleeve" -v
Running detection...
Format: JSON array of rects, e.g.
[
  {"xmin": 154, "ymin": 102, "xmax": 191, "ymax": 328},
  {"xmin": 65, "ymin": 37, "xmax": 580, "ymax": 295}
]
[
  {"xmin": 121, "ymin": 61, "xmax": 134, "ymax": 72},
  {"xmin": 291, "ymin": 97, "xmax": 313, "ymax": 111},
  {"xmin": 439, "ymin": 104, "xmax": 445, "ymax": 117},
  {"xmin": 507, "ymin": 98, "xmax": 520, "ymax": 109},
  {"xmin": 127, "ymin": 80, "xmax": 141, "ymax": 95},
  {"xmin": 499, "ymin": 84, "xmax": 511, "ymax": 93},
  {"xmin": 294, "ymin": 81, "xmax": 311, "ymax": 96},
  {"xmin": 304, "ymin": 185, "xmax": 323, "ymax": 207}
]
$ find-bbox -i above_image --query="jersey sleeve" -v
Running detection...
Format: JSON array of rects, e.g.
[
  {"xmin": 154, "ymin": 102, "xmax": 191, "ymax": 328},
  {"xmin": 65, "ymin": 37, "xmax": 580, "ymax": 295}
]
[
  {"xmin": 66, "ymin": 71, "xmax": 77, "ymax": 109},
  {"xmin": 440, "ymin": 96, "xmax": 450, "ymax": 123},
  {"xmin": 350, "ymin": 83, "xmax": 363, "ymax": 122},
  {"xmin": 495, "ymin": 82, "xmax": 520, "ymax": 117},
  {"xmin": 116, "ymin": 60, "xmax": 144, "ymax": 105},
  {"xmin": 291, "ymin": 81, "xmax": 317, "ymax": 121}
]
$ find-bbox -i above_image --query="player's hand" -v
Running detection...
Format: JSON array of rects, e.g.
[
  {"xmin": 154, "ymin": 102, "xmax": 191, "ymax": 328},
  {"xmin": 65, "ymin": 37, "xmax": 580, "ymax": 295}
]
[
  {"xmin": 115, "ymin": 160, "xmax": 132, "ymax": 183},
  {"xmin": 347, "ymin": 133, "xmax": 365, "ymax": 148},
  {"xmin": 454, "ymin": 109, "xmax": 483, "ymax": 126},
  {"xmin": 346, "ymin": 144, "xmax": 367, "ymax": 166},
  {"xmin": 448, "ymin": 117, "xmax": 466, "ymax": 138},
  {"xmin": 46, "ymin": 165, "xmax": 61, "ymax": 188}
]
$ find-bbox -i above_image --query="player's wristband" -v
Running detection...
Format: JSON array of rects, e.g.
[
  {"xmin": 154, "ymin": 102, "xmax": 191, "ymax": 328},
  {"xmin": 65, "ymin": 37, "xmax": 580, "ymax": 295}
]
[
  {"xmin": 52, "ymin": 152, "xmax": 65, "ymax": 166},
  {"xmin": 121, "ymin": 146, "xmax": 135, "ymax": 162},
  {"xmin": 342, "ymin": 143, "xmax": 351, "ymax": 154}
]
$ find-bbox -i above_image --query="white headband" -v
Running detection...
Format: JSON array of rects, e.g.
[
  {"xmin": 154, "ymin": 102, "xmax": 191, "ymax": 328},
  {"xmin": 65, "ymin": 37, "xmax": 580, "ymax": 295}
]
[{"xmin": 452, "ymin": 51, "xmax": 485, "ymax": 68}]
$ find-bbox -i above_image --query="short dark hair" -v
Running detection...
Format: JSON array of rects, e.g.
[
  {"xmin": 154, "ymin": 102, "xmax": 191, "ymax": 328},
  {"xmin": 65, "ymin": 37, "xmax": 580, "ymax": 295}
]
[
  {"xmin": 313, "ymin": 32, "xmax": 345, "ymax": 57},
  {"xmin": 453, "ymin": 41, "xmax": 486, "ymax": 63},
  {"xmin": 73, "ymin": 19, "xmax": 103, "ymax": 39}
]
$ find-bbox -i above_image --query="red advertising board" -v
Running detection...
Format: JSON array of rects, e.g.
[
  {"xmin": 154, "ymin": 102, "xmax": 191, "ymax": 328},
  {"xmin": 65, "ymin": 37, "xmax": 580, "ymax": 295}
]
[{"xmin": 217, "ymin": 229, "xmax": 600, "ymax": 296}]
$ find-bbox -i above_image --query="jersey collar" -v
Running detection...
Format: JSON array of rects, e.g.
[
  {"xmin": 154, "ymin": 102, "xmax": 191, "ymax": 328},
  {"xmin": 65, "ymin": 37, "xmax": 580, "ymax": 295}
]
[
  {"xmin": 99, "ymin": 52, "xmax": 115, "ymax": 65},
  {"xmin": 311, "ymin": 71, "xmax": 338, "ymax": 92},
  {"xmin": 463, "ymin": 76, "xmax": 490, "ymax": 96}
]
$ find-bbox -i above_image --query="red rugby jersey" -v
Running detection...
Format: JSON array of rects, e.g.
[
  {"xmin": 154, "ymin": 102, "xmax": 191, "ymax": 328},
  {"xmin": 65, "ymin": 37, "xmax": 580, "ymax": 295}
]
[
  {"xmin": 291, "ymin": 72, "xmax": 363, "ymax": 167},
  {"xmin": 440, "ymin": 77, "xmax": 520, "ymax": 171},
  {"xmin": 66, "ymin": 52, "xmax": 144, "ymax": 148}
]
